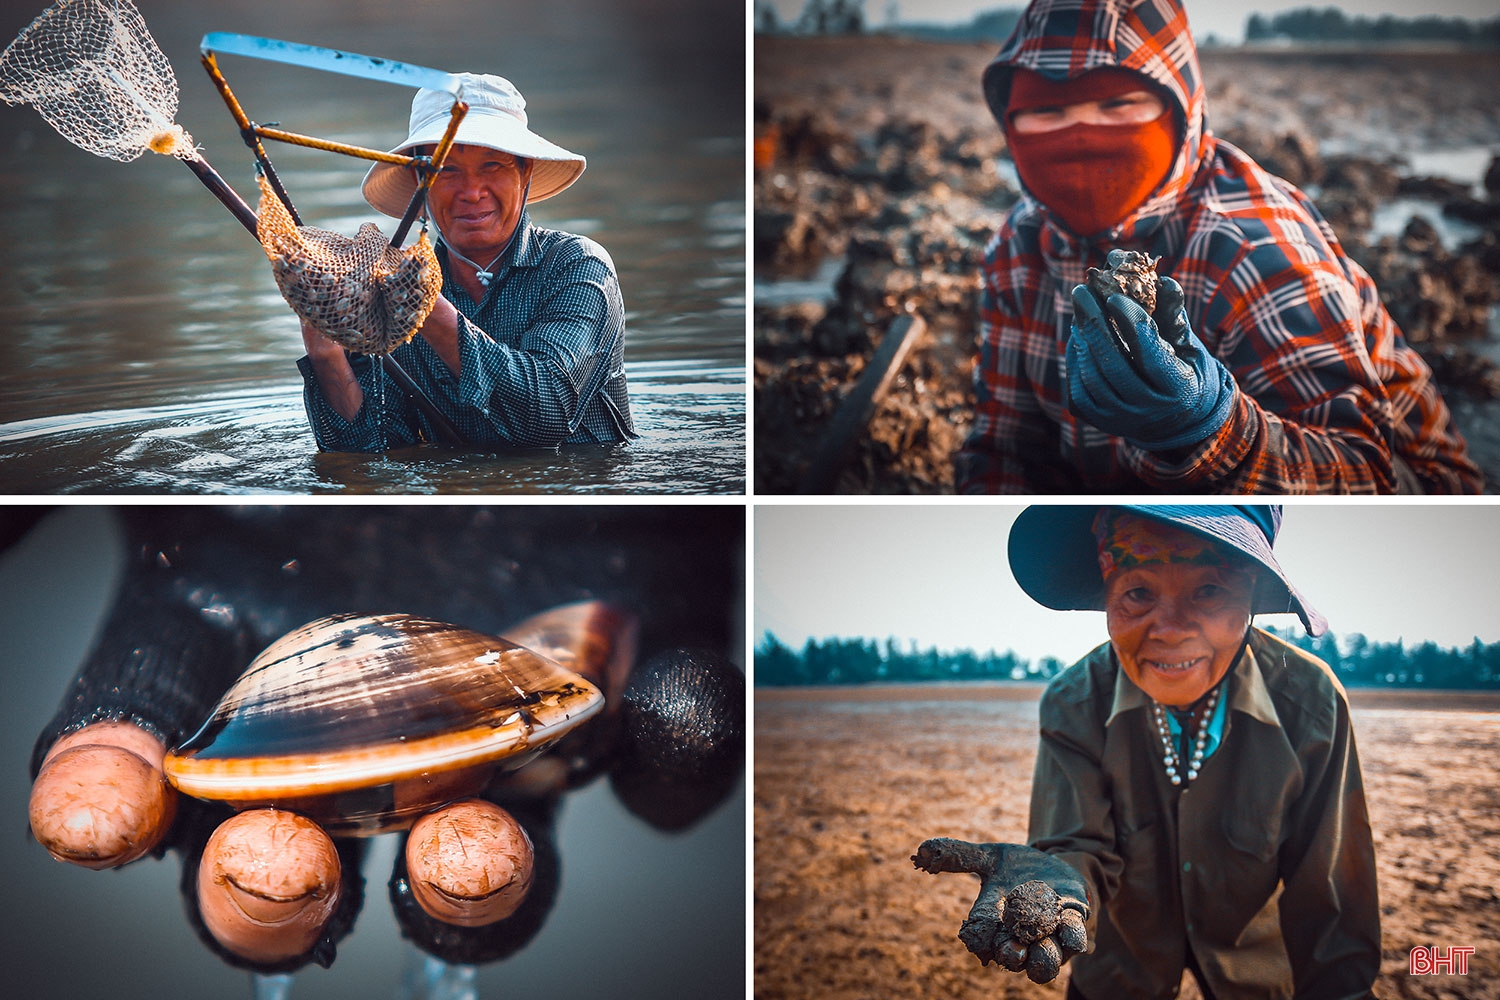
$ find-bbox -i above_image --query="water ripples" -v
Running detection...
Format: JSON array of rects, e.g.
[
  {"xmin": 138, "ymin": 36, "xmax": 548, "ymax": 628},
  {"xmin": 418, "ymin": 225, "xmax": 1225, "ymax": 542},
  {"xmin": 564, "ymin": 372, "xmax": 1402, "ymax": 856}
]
[
  {"xmin": 0, "ymin": 360, "xmax": 742, "ymax": 494},
  {"xmin": 0, "ymin": 7, "xmax": 744, "ymax": 493}
]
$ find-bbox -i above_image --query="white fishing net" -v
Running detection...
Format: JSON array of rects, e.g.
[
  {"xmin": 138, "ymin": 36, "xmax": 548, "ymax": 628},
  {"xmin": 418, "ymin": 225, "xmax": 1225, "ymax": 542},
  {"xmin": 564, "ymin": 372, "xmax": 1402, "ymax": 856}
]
[
  {"xmin": 3, "ymin": 0, "xmax": 441, "ymax": 357},
  {"xmin": 0, "ymin": 0, "xmax": 193, "ymax": 161}
]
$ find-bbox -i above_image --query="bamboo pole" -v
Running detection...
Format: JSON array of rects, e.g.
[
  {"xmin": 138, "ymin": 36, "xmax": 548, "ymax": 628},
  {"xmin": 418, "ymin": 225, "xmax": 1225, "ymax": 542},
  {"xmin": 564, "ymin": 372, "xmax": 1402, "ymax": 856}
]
[{"xmin": 797, "ymin": 311, "xmax": 927, "ymax": 494}]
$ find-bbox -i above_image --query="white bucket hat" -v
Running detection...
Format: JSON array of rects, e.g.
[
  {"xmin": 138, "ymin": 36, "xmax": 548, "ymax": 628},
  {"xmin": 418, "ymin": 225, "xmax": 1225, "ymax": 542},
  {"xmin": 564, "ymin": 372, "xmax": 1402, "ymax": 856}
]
[{"xmin": 362, "ymin": 73, "xmax": 586, "ymax": 218}]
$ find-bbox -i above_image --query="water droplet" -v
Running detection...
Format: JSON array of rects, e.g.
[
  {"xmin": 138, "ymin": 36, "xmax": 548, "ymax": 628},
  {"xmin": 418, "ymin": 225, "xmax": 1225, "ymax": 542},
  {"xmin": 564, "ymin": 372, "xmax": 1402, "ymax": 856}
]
[{"xmin": 199, "ymin": 602, "xmax": 236, "ymax": 627}]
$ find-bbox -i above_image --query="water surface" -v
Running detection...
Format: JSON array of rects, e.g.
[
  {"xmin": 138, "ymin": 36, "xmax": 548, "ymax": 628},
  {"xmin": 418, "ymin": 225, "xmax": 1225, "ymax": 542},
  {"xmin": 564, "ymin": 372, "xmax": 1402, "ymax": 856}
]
[{"xmin": 0, "ymin": 0, "xmax": 744, "ymax": 493}]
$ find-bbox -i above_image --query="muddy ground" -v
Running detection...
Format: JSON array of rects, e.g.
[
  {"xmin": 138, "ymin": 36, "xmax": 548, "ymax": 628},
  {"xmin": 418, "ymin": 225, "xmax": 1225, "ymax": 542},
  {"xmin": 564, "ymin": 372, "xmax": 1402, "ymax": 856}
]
[
  {"xmin": 754, "ymin": 684, "xmax": 1500, "ymax": 999},
  {"xmin": 754, "ymin": 36, "xmax": 1500, "ymax": 493}
]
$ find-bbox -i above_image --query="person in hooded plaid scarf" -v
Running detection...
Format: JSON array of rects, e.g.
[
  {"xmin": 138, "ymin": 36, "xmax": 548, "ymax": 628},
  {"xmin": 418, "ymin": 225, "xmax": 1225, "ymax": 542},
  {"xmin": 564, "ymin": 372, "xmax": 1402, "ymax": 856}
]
[{"xmin": 955, "ymin": 0, "xmax": 1481, "ymax": 494}]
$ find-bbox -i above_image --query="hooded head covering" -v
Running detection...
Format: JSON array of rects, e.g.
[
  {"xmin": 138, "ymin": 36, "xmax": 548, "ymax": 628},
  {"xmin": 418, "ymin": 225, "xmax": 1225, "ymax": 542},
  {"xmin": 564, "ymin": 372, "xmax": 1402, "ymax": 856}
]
[
  {"xmin": 1002, "ymin": 66, "xmax": 1179, "ymax": 237},
  {"xmin": 983, "ymin": 0, "xmax": 1211, "ymax": 244}
]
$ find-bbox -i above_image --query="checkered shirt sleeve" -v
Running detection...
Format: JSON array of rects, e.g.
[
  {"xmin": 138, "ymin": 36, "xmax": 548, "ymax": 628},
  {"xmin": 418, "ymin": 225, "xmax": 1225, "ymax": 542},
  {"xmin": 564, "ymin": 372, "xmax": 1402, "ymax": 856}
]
[
  {"xmin": 955, "ymin": 142, "xmax": 1482, "ymax": 495},
  {"xmin": 299, "ymin": 215, "xmax": 635, "ymax": 452}
]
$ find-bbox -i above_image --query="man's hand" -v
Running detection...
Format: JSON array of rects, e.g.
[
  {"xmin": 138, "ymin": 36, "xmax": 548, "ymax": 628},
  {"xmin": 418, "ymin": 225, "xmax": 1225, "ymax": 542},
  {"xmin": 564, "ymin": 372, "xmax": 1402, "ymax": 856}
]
[
  {"xmin": 196, "ymin": 808, "xmax": 345, "ymax": 965},
  {"xmin": 913, "ymin": 839, "xmax": 1089, "ymax": 984},
  {"xmin": 299, "ymin": 297, "xmax": 463, "ymax": 425},
  {"xmin": 300, "ymin": 318, "xmax": 364, "ymax": 422},
  {"xmin": 1065, "ymin": 276, "xmax": 1236, "ymax": 452},
  {"xmin": 30, "ymin": 722, "xmax": 535, "ymax": 968}
]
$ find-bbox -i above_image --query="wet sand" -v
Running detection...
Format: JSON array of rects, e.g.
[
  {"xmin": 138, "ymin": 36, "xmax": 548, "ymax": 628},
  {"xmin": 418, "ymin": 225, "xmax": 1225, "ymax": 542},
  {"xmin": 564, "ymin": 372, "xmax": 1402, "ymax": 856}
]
[{"xmin": 754, "ymin": 683, "xmax": 1500, "ymax": 998}]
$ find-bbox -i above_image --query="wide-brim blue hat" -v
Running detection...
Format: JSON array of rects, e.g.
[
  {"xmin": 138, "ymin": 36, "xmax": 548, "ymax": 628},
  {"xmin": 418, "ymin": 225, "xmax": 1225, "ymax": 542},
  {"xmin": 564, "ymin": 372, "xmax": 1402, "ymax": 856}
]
[{"xmin": 1008, "ymin": 505, "xmax": 1327, "ymax": 636}]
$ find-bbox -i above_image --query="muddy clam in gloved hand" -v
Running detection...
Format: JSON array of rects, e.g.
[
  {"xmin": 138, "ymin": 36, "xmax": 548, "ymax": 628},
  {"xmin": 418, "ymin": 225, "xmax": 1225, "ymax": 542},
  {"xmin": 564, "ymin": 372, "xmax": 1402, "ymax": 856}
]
[
  {"xmin": 913, "ymin": 838, "xmax": 1090, "ymax": 985},
  {"xmin": 1066, "ymin": 248, "xmax": 1237, "ymax": 452}
]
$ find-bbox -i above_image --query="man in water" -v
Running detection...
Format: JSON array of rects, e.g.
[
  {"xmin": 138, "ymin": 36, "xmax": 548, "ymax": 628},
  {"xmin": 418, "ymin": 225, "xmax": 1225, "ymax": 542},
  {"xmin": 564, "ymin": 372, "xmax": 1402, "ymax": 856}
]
[{"xmin": 297, "ymin": 74, "xmax": 636, "ymax": 450}]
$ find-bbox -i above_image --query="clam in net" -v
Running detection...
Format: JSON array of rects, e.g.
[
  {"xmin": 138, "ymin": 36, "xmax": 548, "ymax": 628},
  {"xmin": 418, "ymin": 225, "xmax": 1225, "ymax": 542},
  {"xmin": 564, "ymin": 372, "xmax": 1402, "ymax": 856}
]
[
  {"xmin": 255, "ymin": 174, "xmax": 443, "ymax": 356},
  {"xmin": 0, "ymin": 0, "xmax": 194, "ymax": 161}
]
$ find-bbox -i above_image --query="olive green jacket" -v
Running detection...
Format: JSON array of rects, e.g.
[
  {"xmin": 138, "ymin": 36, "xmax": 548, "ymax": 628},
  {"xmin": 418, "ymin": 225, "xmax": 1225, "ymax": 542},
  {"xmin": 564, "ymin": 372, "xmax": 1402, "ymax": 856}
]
[{"xmin": 1030, "ymin": 628, "xmax": 1379, "ymax": 999}]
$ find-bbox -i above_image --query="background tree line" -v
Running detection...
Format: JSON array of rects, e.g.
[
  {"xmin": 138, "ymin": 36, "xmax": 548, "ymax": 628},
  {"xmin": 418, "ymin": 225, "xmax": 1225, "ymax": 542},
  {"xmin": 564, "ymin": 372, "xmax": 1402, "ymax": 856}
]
[
  {"xmin": 1245, "ymin": 7, "xmax": 1500, "ymax": 46},
  {"xmin": 755, "ymin": 628, "xmax": 1500, "ymax": 689},
  {"xmin": 754, "ymin": 2, "xmax": 1500, "ymax": 46}
]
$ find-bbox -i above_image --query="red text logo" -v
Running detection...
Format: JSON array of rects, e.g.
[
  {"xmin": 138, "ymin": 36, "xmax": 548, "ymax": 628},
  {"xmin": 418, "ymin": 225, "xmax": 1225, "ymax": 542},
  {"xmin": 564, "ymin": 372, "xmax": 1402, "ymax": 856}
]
[{"xmin": 1409, "ymin": 945, "xmax": 1474, "ymax": 975}]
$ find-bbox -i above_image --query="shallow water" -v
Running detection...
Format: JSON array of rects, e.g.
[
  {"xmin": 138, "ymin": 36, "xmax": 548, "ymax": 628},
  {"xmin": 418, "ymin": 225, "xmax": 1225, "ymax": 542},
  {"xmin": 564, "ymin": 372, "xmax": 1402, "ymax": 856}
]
[
  {"xmin": 0, "ymin": 361, "xmax": 742, "ymax": 493},
  {"xmin": 1400, "ymin": 143, "xmax": 1498, "ymax": 195},
  {"xmin": 0, "ymin": 0, "xmax": 744, "ymax": 493}
]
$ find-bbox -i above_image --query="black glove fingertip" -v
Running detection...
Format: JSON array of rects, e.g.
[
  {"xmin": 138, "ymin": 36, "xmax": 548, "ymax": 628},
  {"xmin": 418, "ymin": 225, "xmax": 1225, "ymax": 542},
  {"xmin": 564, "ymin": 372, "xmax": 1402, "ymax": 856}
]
[{"xmin": 1156, "ymin": 274, "xmax": 1184, "ymax": 305}]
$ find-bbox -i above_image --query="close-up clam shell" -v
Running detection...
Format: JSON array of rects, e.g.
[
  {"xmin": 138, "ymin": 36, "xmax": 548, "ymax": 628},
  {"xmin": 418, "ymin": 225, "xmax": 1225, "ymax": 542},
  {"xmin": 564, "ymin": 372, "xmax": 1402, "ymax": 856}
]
[{"xmin": 163, "ymin": 613, "xmax": 604, "ymax": 835}]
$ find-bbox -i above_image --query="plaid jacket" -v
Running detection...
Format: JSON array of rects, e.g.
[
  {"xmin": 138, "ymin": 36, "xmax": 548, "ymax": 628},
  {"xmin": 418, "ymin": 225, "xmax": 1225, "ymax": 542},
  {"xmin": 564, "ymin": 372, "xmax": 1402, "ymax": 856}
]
[
  {"xmin": 956, "ymin": 0, "xmax": 1481, "ymax": 494},
  {"xmin": 299, "ymin": 211, "xmax": 636, "ymax": 452}
]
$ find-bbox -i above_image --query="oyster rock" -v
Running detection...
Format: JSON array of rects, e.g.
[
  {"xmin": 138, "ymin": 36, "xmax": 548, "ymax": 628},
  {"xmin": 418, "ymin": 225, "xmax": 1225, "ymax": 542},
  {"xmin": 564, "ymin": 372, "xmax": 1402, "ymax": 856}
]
[
  {"xmin": 163, "ymin": 613, "xmax": 604, "ymax": 835},
  {"xmin": 1002, "ymin": 879, "xmax": 1062, "ymax": 943},
  {"xmin": 1025, "ymin": 936, "xmax": 1063, "ymax": 985},
  {"xmin": 1085, "ymin": 250, "xmax": 1162, "ymax": 314}
]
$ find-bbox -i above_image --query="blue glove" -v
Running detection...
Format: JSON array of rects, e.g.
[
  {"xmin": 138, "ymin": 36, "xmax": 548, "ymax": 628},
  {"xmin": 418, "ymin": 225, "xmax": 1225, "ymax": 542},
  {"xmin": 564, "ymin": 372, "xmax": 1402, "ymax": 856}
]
[{"xmin": 1065, "ymin": 276, "xmax": 1236, "ymax": 451}]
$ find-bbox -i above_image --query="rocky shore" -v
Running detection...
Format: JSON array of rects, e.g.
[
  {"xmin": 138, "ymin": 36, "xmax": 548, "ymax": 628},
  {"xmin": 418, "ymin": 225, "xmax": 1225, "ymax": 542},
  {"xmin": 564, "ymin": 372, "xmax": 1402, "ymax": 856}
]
[{"xmin": 753, "ymin": 36, "xmax": 1500, "ymax": 493}]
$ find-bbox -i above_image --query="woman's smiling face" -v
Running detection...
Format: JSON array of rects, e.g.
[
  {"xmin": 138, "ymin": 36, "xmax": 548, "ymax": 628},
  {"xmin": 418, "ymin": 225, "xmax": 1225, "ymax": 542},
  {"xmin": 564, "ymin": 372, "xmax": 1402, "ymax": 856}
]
[{"xmin": 1104, "ymin": 559, "xmax": 1256, "ymax": 707}]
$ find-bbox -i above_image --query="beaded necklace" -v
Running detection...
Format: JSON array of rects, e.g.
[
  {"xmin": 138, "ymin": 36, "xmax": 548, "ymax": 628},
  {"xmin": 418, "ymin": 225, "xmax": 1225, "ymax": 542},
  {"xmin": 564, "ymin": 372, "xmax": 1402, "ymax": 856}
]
[{"xmin": 1150, "ymin": 682, "xmax": 1222, "ymax": 786}]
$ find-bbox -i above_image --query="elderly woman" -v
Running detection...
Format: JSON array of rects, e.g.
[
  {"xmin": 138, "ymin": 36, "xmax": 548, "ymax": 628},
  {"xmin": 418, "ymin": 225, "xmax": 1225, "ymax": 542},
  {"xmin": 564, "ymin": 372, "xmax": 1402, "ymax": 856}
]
[{"xmin": 917, "ymin": 505, "xmax": 1379, "ymax": 998}]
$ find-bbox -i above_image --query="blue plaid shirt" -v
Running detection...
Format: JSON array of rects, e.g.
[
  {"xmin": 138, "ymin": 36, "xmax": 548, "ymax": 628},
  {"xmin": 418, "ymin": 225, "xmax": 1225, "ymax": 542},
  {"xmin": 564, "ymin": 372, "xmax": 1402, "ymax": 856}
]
[{"xmin": 297, "ymin": 211, "xmax": 636, "ymax": 451}]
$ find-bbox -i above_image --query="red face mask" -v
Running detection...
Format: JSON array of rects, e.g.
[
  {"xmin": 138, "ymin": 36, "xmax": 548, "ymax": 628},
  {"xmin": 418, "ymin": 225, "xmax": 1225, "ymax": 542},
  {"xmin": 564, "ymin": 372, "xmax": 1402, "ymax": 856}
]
[{"xmin": 1006, "ymin": 108, "xmax": 1177, "ymax": 238}]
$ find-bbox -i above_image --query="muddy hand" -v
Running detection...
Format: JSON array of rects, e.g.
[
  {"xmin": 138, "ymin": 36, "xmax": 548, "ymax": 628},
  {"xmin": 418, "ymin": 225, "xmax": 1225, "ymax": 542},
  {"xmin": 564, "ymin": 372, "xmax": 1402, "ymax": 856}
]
[
  {"xmin": 405, "ymin": 799, "xmax": 535, "ymax": 927},
  {"xmin": 29, "ymin": 722, "xmax": 178, "ymax": 869},
  {"xmin": 197, "ymin": 808, "xmax": 343, "ymax": 965},
  {"xmin": 913, "ymin": 838, "xmax": 1090, "ymax": 985}
]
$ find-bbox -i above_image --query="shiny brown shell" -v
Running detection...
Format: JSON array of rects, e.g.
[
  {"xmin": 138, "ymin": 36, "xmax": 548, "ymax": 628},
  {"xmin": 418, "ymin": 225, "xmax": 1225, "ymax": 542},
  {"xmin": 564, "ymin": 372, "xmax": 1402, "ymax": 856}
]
[
  {"xmin": 499, "ymin": 600, "xmax": 638, "ymax": 701},
  {"xmin": 162, "ymin": 613, "xmax": 604, "ymax": 835}
]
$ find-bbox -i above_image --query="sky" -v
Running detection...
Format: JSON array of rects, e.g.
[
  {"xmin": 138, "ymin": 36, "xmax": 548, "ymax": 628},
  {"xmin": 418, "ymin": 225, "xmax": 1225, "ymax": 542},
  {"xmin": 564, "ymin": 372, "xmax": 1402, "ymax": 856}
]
[
  {"xmin": 763, "ymin": 0, "xmax": 1500, "ymax": 44},
  {"xmin": 754, "ymin": 504, "xmax": 1500, "ymax": 665}
]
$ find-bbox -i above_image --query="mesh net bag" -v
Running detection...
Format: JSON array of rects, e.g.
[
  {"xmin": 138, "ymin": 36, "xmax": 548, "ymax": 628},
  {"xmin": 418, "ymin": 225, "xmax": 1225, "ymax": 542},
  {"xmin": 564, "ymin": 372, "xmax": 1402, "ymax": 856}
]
[
  {"xmin": 0, "ymin": 0, "xmax": 194, "ymax": 161},
  {"xmin": 256, "ymin": 174, "xmax": 443, "ymax": 356}
]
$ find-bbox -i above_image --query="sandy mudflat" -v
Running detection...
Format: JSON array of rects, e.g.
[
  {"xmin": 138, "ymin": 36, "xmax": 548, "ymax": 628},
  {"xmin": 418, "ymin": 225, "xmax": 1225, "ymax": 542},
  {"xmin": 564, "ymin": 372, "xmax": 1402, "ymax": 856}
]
[
  {"xmin": 754, "ymin": 683, "xmax": 1500, "ymax": 998},
  {"xmin": 754, "ymin": 35, "xmax": 1500, "ymax": 492}
]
